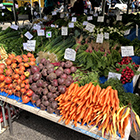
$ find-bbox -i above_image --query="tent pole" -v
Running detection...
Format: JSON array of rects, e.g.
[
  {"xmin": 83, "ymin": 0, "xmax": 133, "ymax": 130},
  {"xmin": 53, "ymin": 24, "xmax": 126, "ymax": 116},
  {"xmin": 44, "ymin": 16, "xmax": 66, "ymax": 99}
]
[
  {"xmin": 101, "ymin": 0, "xmax": 106, "ymax": 16},
  {"xmin": 38, "ymin": 0, "xmax": 42, "ymax": 18},
  {"xmin": 127, "ymin": 0, "xmax": 130, "ymax": 14},
  {"xmin": 12, "ymin": 0, "xmax": 17, "ymax": 25}
]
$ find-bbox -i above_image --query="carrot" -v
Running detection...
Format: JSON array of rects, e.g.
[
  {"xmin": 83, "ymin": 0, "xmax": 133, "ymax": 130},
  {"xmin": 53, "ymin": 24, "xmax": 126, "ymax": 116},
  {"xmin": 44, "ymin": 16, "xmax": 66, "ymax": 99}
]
[
  {"xmin": 77, "ymin": 109, "xmax": 86, "ymax": 122},
  {"xmin": 69, "ymin": 105, "xmax": 76, "ymax": 115},
  {"xmin": 72, "ymin": 83, "xmax": 79, "ymax": 95},
  {"xmin": 85, "ymin": 98, "xmax": 90, "ymax": 108},
  {"xmin": 93, "ymin": 85, "xmax": 101, "ymax": 103},
  {"xmin": 85, "ymin": 85, "xmax": 95, "ymax": 100},
  {"xmin": 100, "ymin": 86, "xmax": 112, "ymax": 98},
  {"xmin": 110, "ymin": 89, "xmax": 114, "ymax": 106},
  {"xmin": 123, "ymin": 115, "xmax": 129, "ymax": 131},
  {"xmin": 97, "ymin": 89, "xmax": 105, "ymax": 103},
  {"xmin": 103, "ymin": 90, "xmax": 109, "ymax": 105},
  {"xmin": 77, "ymin": 83, "xmax": 91, "ymax": 96},
  {"xmin": 114, "ymin": 90, "xmax": 119, "ymax": 100}
]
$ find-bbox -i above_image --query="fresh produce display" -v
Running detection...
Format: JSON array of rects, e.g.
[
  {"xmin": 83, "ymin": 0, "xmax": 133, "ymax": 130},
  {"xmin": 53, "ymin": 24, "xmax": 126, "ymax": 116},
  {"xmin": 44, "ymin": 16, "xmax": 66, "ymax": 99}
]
[
  {"xmin": 29, "ymin": 59, "xmax": 77, "ymax": 113},
  {"xmin": 0, "ymin": 45, "xmax": 8, "ymax": 64},
  {"xmin": 0, "ymin": 53, "xmax": 36, "ymax": 103}
]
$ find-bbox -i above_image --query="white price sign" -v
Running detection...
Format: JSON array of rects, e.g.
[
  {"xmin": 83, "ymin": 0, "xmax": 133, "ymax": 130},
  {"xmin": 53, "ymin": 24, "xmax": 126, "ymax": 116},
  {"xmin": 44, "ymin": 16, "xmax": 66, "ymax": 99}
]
[
  {"xmin": 121, "ymin": 46, "xmax": 134, "ymax": 57},
  {"xmin": 84, "ymin": 9, "xmax": 88, "ymax": 14},
  {"xmin": 33, "ymin": 24, "xmax": 41, "ymax": 30},
  {"xmin": 61, "ymin": 27, "xmax": 68, "ymax": 36},
  {"xmin": 68, "ymin": 22, "xmax": 74, "ymax": 28},
  {"xmin": 46, "ymin": 31, "xmax": 52, "ymax": 38},
  {"xmin": 64, "ymin": 48, "xmax": 76, "ymax": 61},
  {"xmin": 93, "ymin": 13, "xmax": 98, "ymax": 17},
  {"xmin": 60, "ymin": 13, "xmax": 64, "ymax": 18},
  {"xmin": 97, "ymin": 16, "xmax": 104, "ymax": 22},
  {"xmin": 108, "ymin": 72, "xmax": 121, "ymax": 80},
  {"xmin": 104, "ymin": 32, "xmax": 109, "ymax": 39},
  {"xmin": 24, "ymin": 31, "xmax": 33, "ymax": 40},
  {"xmin": 2, "ymin": 13, "xmax": 4, "ymax": 16},
  {"xmin": 96, "ymin": 34, "xmax": 103, "ymax": 43},
  {"xmin": 124, "ymin": 29, "xmax": 131, "ymax": 36},
  {"xmin": 26, "ymin": 40, "xmax": 36, "ymax": 51},
  {"xmin": 116, "ymin": 15, "xmax": 122, "ymax": 21},
  {"xmin": 85, "ymin": 23, "xmax": 95, "ymax": 32},
  {"xmin": 37, "ymin": 30, "xmax": 45, "ymax": 36},
  {"xmin": 52, "ymin": 11, "xmax": 57, "ymax": 15},
  {"xmin": 23, "ymin": 43, "xmax": 28, "ymax": 50},
  {"xmin": 136, "ymin": 24, "xmax": 138, "ymax": 37},
  {"xmin": 87, "ymin": 16, "xmax": 93, "ymax": 21},
  {"xmin": 10, "ymin": 24, "xmax": 19, "ymax": 30},
  {"xmin": 83, "ymin": 21, "xmax": 88, "ymax": 26},
  {"xmin": 71, "ymin": 17, "xmax": 77, "ymax": 22}
]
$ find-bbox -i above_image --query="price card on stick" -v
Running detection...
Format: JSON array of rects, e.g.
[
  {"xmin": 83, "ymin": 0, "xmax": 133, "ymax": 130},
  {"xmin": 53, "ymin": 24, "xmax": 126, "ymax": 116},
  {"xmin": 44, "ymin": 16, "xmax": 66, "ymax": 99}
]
[
  {"xmin": 61, "ymin": 27, "xmax": 68, "ymax": 36},
  {"xmin": 2, "ymin": 13, "xmax": 4, "ymax": 16},
  {"xmin": 71, "ymin": 17, "xmax": 77, "ymax": 22},
  {"xmin": 97, "ymin": 16, "xmax": 104, "ymax": 22},
  {"xmin": 24, "ymin": 31, "xmax": 33, "ymax": 40},
  {"xmin": 108, "ymin": 72, "xmax": 121, "ymax": 80},
  {"xmin": 26, "ymin": 40, "xmax": 36, "ymax": 51},
  {"xmin": 116, "ymin": 15, "xmax": 122, "ymax": 21},
  {"xmin": 83, "ymin": 21, "xmax": 88, "ymax": 26},
  {"xmin": 68, "ymin": 22, "xmax": 74, "ymax": 28},
  {"xmin": 37, "ymin": 30, "xmax": 45, "ymax": 36},
  {"xmin": 46, "ymin": 31, "xmax": 52, "ymax": 38},
  {"xmin": 96, "ymin": 34, "xmax": 103, "ymax": 43},
  {"xmin": 85, "ymin": 23, "xmax": 95, "ymax": 32},
  {"xmin": 10, "ymin": 24, "xmax": 19, "ymax": 30},
  {"xmin": 124, "ymin": 29, "xmax": 131, "ymax": 36},
  {"xmin": 104, "ymin": 32, "xmax": 109, "ymax": 39},
  {"xmin": 64, "ymin": 48, "xmax": 76, "ymax": 61},
  {"xmin": 121, "ymin": 46, "xmax": 134, "ymax": 57},
  {"xmin": 136, "ymin": 24, "xmax": 138, "ymax": 37},
  {"xmin": 87, "ymin": 16, "xmax": 93, "ymax": 21}
]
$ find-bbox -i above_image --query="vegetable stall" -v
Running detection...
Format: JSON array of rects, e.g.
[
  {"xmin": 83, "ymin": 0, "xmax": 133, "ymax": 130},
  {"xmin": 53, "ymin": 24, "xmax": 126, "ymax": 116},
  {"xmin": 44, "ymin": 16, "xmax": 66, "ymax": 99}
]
[{"xmin": 0, "ymin": 10, "xmax": 140, "ymax": 140}]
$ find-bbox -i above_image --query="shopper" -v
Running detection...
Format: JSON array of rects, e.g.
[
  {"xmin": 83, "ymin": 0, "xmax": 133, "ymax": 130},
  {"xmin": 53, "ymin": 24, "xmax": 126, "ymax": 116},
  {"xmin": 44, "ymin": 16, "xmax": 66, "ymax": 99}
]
[
  {"xmin": 135, "ymin": 0, "xmax": 139, "ymax": 12},
  {"xmin": 72, "ymin": 0, "xmax": 84, "ymax": 15},
  {"xmin": 93, "ymin": 0, "xmax": 100, "ymax": 14},
  {"xmin": 132, "ymin": 0, "xmax": 136, "ymax": 13},
  {"xmin": 105, "ymin": 0, "xmax": 111, "ymax": 15},
  {"xmin": 86, "ymin": 0, "xmax": 92, "ymax": 11},
  {"xmin": 33, "ymin": 1, "xmax": 40, "ymax": 19}
]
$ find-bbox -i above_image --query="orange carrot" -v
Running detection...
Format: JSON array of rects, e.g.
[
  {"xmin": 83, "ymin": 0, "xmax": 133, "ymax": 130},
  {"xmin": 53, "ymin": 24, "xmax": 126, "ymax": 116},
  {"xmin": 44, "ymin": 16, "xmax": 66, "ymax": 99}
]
[
  {"xmin": 68, "ymin": 83, "xmax": 75, "ymax": 94},
  {"xmin": 85, "ymin": 85, "xmax": 95, "ymax": 100},
  {"xmin": 77, "ymin": 83, "xmax": 90, "ymax": 96},
  {"xmin": 100, "ymin": 86, "xmax": 112, "ymax": 98},
  {"xmin": 93, "ymin": 85, "xmax": 101, "ymax": 103},
  {"xmin": 110, "ymin": 89, "xmax": 114, "ymax": 106}
]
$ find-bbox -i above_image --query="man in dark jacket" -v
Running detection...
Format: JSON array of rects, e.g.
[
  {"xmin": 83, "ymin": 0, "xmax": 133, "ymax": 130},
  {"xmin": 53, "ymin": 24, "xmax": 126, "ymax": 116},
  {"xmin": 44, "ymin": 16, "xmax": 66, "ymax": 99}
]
[{"xmin": 72, "ymin": 0, "xmax": 84, "ymax": 14}]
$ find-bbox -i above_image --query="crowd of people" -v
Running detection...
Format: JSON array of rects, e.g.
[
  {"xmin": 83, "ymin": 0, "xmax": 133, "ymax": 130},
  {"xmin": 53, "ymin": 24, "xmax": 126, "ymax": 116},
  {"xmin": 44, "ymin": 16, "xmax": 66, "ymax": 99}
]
[{"xmin": 132, "ymin": 0, "xmax": 139, "ymax": 13}]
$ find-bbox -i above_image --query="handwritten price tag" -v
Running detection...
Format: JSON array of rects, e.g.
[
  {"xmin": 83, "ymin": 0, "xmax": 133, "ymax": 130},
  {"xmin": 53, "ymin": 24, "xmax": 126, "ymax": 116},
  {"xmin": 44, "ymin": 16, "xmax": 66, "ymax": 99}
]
[
  {"xmin": 72, "ymin": 17, "xmax": 77, "ymax": 22},
  {"xmin": 68, "ymin": 22, "xmax": 74, "ymax": 28},
  {"xmin": 23, "ymin": 43, "xmax": 28, "ymax": 50},
  {"xmin": 64, "ymin": 48, "xmax": 76, "ymax": 61},
  {"xmin": 26, "ymin": 40, "xmax": 36, "ymax": 51},
  {"xmin": 97, "ymin": 16, "xmax": 104, "ymax": 22},
  {"xmin": 46, "ymin": 31, "xmax": 52, "ymax": 38},
  {"xmin": 85, "ymin": 23, "xmax": 95, "ymax": 32},
  {"xmin": 121, "ymin": 46, "xmax": 134, "ymax": 57},
  {"xmin": 10, "ymin": 24, "xmax": 19, "ymax": 30},
  {"xmin": 96, "ymin": 34, "xmax": 103, "ymax": 43},
  {"xmin": 87, "ymin": 16, "xmax": 93, "ymax": 21},
  {"xmin": 104, "ymin": 32, "xmax": 109, "ymax": 39},
  {"xmin": 93, "ymin": 13, "xmax": 98, "ymax": 17},
  {"xmin": 37, "ymin": 30, "xmax": 45, "ymax": 36},
  {"xmin": 108, "ymin": 72, "xmax": 121, "ymax": 80},
  {"xmin": 61, "ymin": 27, "xmax": 68, "ymax": 36},
  {"xmin": 116, "ymin": 15, "xmax": 122, "ymax": 21},
  {"xmin": 24, "ymin": 31, "xmax": 33, "ymax": 40},
  {"xmin": 33, "ymin": 24, "xmax": 41, "ymax": 30},
  {"xmin": 83, "ymin": 21, "xmax": 88, "ymax": 26}
]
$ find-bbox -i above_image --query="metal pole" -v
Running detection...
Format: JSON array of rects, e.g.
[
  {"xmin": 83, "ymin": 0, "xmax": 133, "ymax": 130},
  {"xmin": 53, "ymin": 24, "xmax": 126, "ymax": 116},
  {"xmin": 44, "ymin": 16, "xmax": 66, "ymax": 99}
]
[
  {"xmin": 30, "ymin": 0, "xmax": 33, "ymax": 20},
  {"xmin": 38, "ymin": 0, "xmax": 42, "ymax": 18},
  {"xmin": 102, "ymin": 0, "xmax": 106, "ymax": 16},
  {"xmin": 127, "ymin": 0, "xmax": 131, "ymax": 14},
  {"xmin": 12, "ymin": 0, "xmax": 17, "ymax": 25}
]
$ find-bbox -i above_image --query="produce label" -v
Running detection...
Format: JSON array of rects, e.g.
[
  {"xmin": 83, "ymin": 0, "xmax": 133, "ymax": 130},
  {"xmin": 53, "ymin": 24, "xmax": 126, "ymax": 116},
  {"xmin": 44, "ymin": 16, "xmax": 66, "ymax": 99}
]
[
  {"xmin": 96, "ymin": 34, "xmax": 103, "ymax": 43},
  {"xmin": 84, "ymin": 9, "xmax": 88, "ymax": 14},
  {"xmin": 90, "ymin": 11, "xmax": 93, "ymax": 15},
  {"xmin": 97, "ymin": 16, "xmax": 104, "ymax": 22},
  {"xmin": 10, "ymin": 24, "xmax": 19, "ymax": 30},
  {"xmin": 116, "ymin": 15, "xmax": 122, "ymax": 21},
  {"xmin": 64, "ymin": 48, "xmax": 76, "ymax": 61},
  {"xmin": 104, "ymin": 32, "xmax": 109, "ymax": 39},
  {"xmin": 46, "ymin": 31, "xmax": 52, "ymax": 38},
  {"xmin": 24, "ymin": 31, "xmax": 33, "ymax": 40},
  {"xmin": 136, "ymin": 24, "xmax": 138, "ymax": 37},
  {"xmin": 83, "ymin": 21, "xmax": 88, "ymax": 26},
  {"xmin": 87, "ymin": 16, "xmax": 93, "ymax": 21},
  {"xmin": 2, "ymin": 13, "xmax": 4, "ymax": 16},
  {"xmin": 33, "ymin": 24, "xmax": 41, "ymax": 30},
  {"xmin": 124, "ymin": 29, "xmax": 131, "ymax": 36},
  {"xmin": 26, "ymin": 40, "xmax": 36, "ymax": 51},
  {"xmin": 71, "ymin": 17, "xmax": 77, "ymax": 22},
  {"xmin": 52, "ymin": 11, "xmax": 57, "ymax": 15},
  {"xmin": 37, "ymin": 29, "xmax": 45, "ymax": 36},
  {"xmin": 85, "ymin": 23, "xmax": 95, "ymax": 32},
  {"xmin": 108, "ymin": 72, "xmax": 121, "ymax": 80},
  {"xmin": 68, "ymin": 22, "xmax": 74, "ymax": 28},
  {"xmin": 61, "ymin": 27, "xmax": 68, "ymax": 36},
  {"xmin": 121, "ymin": 46, "xmax": 134, "ymax": 57},
  {"xmin": 23, "ymin": 43, "xmax": 27, "ymax": 50},
  {"xmin": 60, "ymin": 13, "xmax": 64, "ymax": 18}
]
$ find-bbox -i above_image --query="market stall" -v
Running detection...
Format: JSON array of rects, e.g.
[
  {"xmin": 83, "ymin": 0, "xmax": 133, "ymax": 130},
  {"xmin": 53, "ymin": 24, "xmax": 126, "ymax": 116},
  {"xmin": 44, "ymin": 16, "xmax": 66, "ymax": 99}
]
[{"xmin": 0, "ymin": 4, "xmax": 140, "ymax": 140}]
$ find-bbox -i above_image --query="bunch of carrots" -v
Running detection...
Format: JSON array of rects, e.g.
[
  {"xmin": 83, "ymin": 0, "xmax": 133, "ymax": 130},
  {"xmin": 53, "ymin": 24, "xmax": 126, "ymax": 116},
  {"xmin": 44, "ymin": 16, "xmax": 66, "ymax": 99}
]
[{"xmin": 56, "ymin": 82, "xmax": 140, "ymax": 138}]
